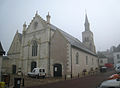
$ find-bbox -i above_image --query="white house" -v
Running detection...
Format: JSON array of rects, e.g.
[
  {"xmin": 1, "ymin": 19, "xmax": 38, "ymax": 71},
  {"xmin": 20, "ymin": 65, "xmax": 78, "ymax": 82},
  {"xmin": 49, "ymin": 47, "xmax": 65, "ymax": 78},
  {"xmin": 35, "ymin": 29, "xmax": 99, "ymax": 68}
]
[
  {"xmin": 98, "ymin": 57, "xmax": 108, "ymax": 67},
  {"xmin": 113, "ymin": 52, "xmax": 120, "ymax": 67}
]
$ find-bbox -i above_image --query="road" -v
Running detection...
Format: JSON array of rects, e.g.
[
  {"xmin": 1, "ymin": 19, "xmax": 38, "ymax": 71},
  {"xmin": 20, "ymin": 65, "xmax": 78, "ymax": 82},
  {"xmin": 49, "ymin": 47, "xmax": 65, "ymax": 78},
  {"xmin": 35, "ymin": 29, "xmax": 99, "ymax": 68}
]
[{"xmin": 26, "ymin": 70, "xmax": 115, "ymax": 88}]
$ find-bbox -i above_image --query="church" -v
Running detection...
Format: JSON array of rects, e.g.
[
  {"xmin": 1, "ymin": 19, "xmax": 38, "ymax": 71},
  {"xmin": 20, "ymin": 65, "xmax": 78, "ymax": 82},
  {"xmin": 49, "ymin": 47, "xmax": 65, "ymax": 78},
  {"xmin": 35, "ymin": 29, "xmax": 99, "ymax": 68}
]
[{"xmin": 5, "ymin": 12, "xmax": 98, "ymax": 77}]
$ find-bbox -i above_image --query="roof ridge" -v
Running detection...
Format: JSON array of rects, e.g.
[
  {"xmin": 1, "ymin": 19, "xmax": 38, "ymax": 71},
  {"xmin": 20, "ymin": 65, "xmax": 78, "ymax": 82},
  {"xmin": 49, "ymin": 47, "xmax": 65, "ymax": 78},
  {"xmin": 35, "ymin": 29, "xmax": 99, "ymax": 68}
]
[{"xmin": 57, "ymin": 29, "xmax": 96, "ymax": 56}]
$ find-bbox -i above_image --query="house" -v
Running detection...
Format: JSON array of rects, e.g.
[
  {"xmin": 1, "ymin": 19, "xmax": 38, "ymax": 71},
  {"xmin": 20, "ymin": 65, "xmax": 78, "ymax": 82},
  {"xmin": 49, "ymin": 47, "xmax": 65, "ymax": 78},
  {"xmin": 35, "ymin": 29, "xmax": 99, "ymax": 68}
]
[
  {"xmin": 98, "ymin": 57, "xmax": 108, "ymax": 67},
  {"xmin": 113, "ymin": 51, "xmax": 120, "ymax": 67}
]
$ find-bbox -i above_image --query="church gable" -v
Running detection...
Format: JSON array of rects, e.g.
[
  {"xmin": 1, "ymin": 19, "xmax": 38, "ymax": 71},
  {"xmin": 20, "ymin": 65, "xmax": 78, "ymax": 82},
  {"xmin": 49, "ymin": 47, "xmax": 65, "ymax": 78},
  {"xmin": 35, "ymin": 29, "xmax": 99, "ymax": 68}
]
[
  {"xmin": 26, "ymin": 14, "xmax": 47, "ymax": 34},
  {"xmin": 7, "ymin": 31, "xmax": 22, "ymax": 55}
]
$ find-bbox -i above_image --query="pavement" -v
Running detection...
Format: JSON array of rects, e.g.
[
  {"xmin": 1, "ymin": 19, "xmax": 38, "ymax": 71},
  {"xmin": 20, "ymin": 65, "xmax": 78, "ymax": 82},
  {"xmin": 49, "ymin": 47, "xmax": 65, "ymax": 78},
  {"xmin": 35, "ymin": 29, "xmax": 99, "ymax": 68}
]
[{"xmin": 25, "ymin": 70, "xmax": 115, "ymax": 88}]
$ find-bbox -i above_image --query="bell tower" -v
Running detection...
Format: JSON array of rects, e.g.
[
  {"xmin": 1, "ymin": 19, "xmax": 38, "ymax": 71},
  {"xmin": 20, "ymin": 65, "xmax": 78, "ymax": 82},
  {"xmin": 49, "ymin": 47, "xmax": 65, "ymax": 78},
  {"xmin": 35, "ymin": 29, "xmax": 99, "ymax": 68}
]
[{"xmin": 82, "ymin": 13, "xmax": 96, "ymax": 53}]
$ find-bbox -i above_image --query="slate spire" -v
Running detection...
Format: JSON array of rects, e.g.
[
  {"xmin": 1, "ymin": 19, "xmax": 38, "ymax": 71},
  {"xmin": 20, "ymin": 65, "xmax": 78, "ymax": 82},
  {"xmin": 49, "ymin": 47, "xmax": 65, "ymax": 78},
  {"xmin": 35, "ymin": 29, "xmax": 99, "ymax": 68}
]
[{"xmin": 84, "ymin": 13, "xmax": 90, "ymax": 31}]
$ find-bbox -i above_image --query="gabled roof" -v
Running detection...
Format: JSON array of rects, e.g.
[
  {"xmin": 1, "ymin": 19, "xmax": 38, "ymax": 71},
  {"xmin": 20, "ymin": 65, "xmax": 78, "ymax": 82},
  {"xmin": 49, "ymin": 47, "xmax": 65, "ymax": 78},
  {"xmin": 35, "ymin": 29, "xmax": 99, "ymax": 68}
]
[
  {"xmin": 0, "ymin": 42, "xmax": 5, "ymax": 55},
  {"xmin": 26, "ymin": 13, "xmax": 58, "ymax": 33},
  {"xmin": 57, "ymin": 29, "xmax": 97, "ymax": 56},
  {"xmin": 39, "ymin": 14, "xmax": 96, "ymax": 56},
  {"xmin": 22, "ymin": 13, "xmax": 97, "ymax": 56}
]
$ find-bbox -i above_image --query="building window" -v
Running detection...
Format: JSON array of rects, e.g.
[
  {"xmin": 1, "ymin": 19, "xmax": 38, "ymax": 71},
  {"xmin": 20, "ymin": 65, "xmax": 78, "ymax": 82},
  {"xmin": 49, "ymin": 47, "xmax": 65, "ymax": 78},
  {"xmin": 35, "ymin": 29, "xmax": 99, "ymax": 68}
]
[
  {"xmin": 92, "ymin": 58, "xmax": 94, "ymax": 64},
  {"xmin": 86, "ymin": 56, "xmax": 88, "ymax": 65},
  {"xmin": 117, "ymin": 54, "xmax": 120, "ymax": 59},
  {"xmin": 100, "ymin": 60, "xmax": 103, "ymax": 63},
  {"xmin": 76, "ymin": 52, "xmax": 79, "ymax": 64},
  {"xmin": 32, "ymin": 40, "xmax": 38, "ymax": 56}
]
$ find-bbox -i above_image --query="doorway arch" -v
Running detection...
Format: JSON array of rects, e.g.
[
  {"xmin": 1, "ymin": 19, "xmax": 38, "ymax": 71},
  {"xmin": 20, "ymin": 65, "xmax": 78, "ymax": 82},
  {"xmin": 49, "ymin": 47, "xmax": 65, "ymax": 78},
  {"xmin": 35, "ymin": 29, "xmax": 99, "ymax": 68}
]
[
  {"xmin": 53, "ymin": 64, "xmax": 62, "ymax": 77},
  {"xmin": 31, "ymin": 61, "xmax": 37, "ymax": 72}
]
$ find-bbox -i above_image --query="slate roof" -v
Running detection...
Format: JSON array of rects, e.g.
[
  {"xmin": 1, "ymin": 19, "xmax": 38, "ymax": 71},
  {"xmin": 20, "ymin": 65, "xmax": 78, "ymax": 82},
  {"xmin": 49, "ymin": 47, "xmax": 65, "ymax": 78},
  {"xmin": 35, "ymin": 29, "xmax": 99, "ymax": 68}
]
[
  {"xmin": 17, "ymin": 14, "xmax": 96, "ymax": 56},
  {"xmin": 0, "ymin": 42, "xmax": 5, "ymax": 55},
  {"xmin": 50, "ymin": 24, "xmax": 58, "ymax": 30},
  {"xmin": 58, "ymin": 29, "xmax": 97, "ymax": 56},
  {"xmin": 48, "ymin": 22, "xmax": 97, "ymax": 56}
]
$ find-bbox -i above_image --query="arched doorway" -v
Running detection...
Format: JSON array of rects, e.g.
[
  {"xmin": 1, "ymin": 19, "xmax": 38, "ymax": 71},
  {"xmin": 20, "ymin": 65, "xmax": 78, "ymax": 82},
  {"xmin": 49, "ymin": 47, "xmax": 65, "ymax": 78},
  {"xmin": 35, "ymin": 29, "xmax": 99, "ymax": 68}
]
[
  {"xmin": 31, "ymin": 61, "xmax": 37, "ymax": 72},
  {"xmin": 53, "ymin": 64, "xmax": 62, "ymax": 77}
]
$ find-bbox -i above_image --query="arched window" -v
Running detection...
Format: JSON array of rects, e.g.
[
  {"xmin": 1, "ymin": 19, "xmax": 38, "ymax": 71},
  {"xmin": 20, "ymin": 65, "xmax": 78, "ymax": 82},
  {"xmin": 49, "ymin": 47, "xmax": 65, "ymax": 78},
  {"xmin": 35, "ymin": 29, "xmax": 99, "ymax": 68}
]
[
  {"xmin": 92, "ymin": 58, "xmax": 94, "ymax": 64},
  {"xmin": 76, "ymin": 52, "xmax": 79, "ymax": 64},
  {"xmin": 32, "ymin": 40, "xmax": 38, "ymax": 56},
  {"xmin": 86, "ymin": 56, "xmax": 88, "ymax": 65}
]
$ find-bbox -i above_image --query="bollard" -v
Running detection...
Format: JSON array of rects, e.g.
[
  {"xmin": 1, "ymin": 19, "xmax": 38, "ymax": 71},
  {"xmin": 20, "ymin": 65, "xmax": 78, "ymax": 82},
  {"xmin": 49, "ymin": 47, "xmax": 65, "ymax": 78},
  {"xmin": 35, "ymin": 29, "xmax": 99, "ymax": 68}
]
[
  {"xmin": 78, "ymin": 73, "xmax": 79, "ymax": 78},
  {"xmin": 71, "ymin": 74, "xmax": 72, "ymax": 79},
  {"xmin": 22, "ymin": 78, "xmax": 24, "ymax": 87},
  {"xmin": 65, "ymin": 75, "xmax": 66, "ymax": 80}
]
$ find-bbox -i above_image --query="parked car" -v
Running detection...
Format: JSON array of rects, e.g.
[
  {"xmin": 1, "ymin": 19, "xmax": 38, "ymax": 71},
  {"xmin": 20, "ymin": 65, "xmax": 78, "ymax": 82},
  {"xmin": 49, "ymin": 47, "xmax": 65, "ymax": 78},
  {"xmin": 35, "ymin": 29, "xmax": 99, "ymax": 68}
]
[
  {"xmin": 115, "ymin": 66, "xmax": 120, "ymax": 73},
  {"xmin": 97, "ymin": 79, "xmax": 120, "ymax": 88},
  {"xmin": 28, "ymin": 68, "xmax": 46, "ymax": 78},
  {"xmin": 108, "ymin": 74, "xmax": 120, "ymax": 80}
]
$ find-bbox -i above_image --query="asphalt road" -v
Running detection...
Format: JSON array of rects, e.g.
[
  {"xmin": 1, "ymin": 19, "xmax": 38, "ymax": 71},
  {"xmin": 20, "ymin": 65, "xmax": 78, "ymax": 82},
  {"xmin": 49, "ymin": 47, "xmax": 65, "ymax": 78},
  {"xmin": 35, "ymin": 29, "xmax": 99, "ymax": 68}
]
[{"xmin": 26, "ymin": 70, "xmax": 115, "ymax": 88}]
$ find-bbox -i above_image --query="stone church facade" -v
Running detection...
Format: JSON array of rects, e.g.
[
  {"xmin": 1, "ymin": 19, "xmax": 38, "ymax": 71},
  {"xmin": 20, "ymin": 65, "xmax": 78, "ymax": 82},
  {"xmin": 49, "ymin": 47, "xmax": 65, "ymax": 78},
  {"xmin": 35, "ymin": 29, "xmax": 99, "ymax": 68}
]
[{"xmin": 5, "ymin": 12, "xmax": 98, "ymax": 77}]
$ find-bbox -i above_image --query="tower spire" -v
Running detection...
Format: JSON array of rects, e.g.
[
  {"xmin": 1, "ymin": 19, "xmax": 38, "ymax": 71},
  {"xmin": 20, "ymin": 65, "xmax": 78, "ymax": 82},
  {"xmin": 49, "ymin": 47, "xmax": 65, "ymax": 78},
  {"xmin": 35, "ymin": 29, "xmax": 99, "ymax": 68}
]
[
  {"xmin": 84, "ymin": 12, "xmax": 90, "ymax": 31},
  {"xmin": 82, "ymin": 12, "xmax": 96, "ymax": 53},
  {"xmin": 85, "ymin": 13, "xmax": 89, "ymax": 24}
]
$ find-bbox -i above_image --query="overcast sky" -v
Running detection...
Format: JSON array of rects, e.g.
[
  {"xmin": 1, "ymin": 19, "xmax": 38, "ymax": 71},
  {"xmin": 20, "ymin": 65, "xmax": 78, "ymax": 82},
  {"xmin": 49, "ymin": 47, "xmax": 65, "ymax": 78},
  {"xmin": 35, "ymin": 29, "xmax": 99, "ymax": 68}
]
[{"xmin": 0, "ymin": 0, "xmax": 120, "ymax": 53}]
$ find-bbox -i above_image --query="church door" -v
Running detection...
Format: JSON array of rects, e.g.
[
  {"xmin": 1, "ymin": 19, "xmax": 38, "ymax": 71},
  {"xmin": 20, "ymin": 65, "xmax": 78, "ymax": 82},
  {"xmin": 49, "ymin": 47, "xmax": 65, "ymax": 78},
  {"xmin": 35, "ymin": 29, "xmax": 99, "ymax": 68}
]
[
  {"xmin": 31, "ymin": 61, "xmax": 37, "ymax": 72},
  {"xmin": 12, "ymin": 65, "xmax": 16, "ymax": 74},
  {"xmin": 53, "ymin": 64, "xmax": 62, "ymax": 77}
]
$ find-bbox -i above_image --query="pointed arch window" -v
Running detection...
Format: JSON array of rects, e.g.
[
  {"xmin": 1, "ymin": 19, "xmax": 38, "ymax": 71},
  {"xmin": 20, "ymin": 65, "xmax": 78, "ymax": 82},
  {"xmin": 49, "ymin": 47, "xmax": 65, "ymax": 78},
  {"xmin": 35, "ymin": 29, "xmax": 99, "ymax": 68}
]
[
  {"xmin": 76, "ymin": 52, "xmax": 79, "ymax": 64},
  {"xmin": 32, "ymin": 40, "xmax": 38, "ymax": 56},
  {"xmin": 86, "ymin": 56, "xmax": 88, "ymax": 65}
]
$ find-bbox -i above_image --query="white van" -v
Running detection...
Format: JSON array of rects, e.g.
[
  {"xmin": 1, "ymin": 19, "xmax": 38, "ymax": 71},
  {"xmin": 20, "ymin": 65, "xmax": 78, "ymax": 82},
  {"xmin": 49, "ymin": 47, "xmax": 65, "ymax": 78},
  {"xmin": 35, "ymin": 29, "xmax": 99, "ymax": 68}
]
[{"xmin": 28, "ymin": 68, "xmax": 46, "ymax": 78}]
